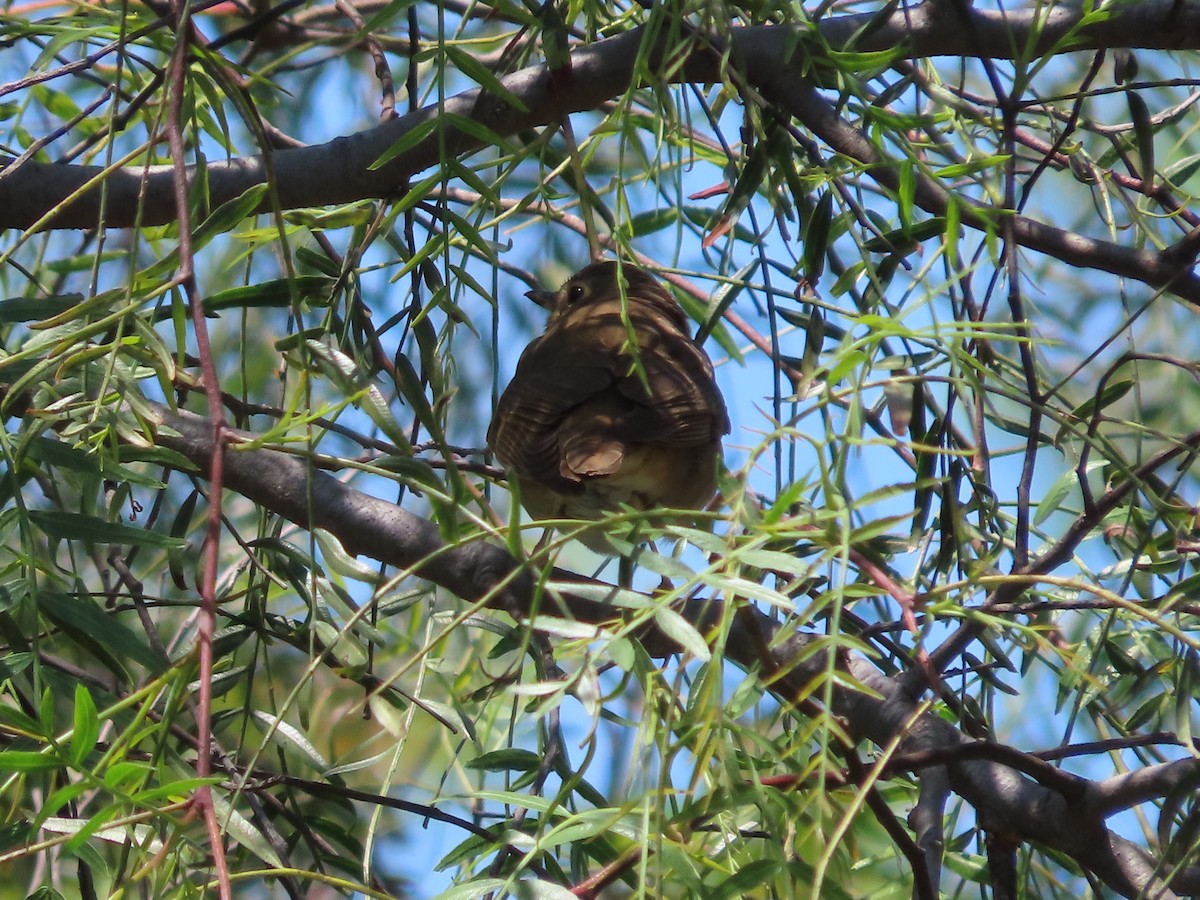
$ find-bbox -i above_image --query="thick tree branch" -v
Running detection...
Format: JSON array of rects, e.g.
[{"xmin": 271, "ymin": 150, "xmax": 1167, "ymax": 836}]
[
  {"xmin": 4, "ymin": 2, "xmax": 1200, "ymax": 300},
  {"xmin": 142, "ymin": 401, "xmax": 1183, "ymax": 899},
  {"xmin": 1090, "ymin": 758, "xmax": 1200, "ymax": 817}
]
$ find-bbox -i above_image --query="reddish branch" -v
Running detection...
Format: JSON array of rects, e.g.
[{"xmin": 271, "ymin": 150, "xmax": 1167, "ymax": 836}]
[{"xmin": 163, "ymin": 3, "xmax": 233, "ymax": 894}]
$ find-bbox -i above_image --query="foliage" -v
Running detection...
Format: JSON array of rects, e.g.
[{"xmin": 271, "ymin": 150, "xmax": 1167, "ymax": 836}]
[{"xmin": 0, "ymin": 1, "xmax": 1198, "ymax": 898}]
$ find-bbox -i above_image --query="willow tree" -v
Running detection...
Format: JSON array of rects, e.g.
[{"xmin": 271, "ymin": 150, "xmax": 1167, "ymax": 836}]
[{"xmin": 1, "ymin": 1, "xmax": 1198, "ymax": 898}]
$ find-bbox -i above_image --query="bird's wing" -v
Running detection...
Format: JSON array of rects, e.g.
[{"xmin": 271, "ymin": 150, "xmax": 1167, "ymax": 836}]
[
  {"xmin": 487, "ymin": 330, "xmax": 617, "ymax": 491},
  {"xmin": 488, "ymin": 303, "xmax": 728, "ymax": 489},
  {"xmin": 606, "ymin": 308, "xmax": 730, "ymax": 446}
]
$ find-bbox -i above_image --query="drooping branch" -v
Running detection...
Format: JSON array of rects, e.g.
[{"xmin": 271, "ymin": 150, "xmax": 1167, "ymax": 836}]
[
  {"xmin": 141, "ymin": 401, "xmax": 1189, "ymax": 899},
  {"xmin": 4, "ymin": 2, "xmax": 1200, "ymax": 300}
]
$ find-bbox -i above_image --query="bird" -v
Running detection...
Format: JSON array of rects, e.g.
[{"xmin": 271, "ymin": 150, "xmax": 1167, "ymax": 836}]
[{"xmin": 488, "ymin": 260, "xmax": 729, "ymax": 550}]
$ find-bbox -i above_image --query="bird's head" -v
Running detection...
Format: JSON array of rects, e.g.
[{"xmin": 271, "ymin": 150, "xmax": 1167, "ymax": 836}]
[{"xmin": 527, "ymin": 261, "xmax": 689, "ymax": 331}]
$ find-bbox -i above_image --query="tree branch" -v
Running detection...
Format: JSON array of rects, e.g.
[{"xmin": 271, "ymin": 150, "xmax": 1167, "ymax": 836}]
[
  {"xmin": 5, "ymin": 3, "xmax": 1200, "ymax": 300},
  {"xmin": 141, "ymin": 401, "xmax": 1184, "ymax": 899}
]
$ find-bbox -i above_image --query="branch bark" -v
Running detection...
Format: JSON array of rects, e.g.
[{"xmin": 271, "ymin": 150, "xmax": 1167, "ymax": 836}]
[
  {"xmin": 142, "ymin": 401, "xmax": 1185, "ymax": 899},
  {"xmin": 4, "ymin": 2, "xmax": 1200, "ymax": 299}
]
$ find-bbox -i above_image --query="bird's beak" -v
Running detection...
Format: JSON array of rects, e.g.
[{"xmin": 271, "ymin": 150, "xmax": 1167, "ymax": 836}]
[{"xmin": 525, "ymin": 288, "xmax": 555, "ymax": 309}]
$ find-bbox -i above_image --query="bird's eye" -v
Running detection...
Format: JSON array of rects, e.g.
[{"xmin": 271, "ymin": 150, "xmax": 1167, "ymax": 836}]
[{"xmin": 567, "ymin": 284, "xmax": 586, "ymax": 304}]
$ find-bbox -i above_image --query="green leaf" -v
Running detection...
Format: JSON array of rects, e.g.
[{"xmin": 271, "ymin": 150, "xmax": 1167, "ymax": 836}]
[
  {"xmin": 733, "ymin": 548, "xmax": 819, "ymax": 577},
  {"xmin": 695, "ymin": 259, "xmax": 756, "ymax": 350},
  {"xmin": 775, "ymin": 306, "xmax": 848, "ymax": 341},
  {"xmin": 37, "ymin": 782, "xmax": 88, "ymax": 828},
  {"xmin": 209, "ymin": 792, "xmax": 285, "ymax": 868},
  {"xmin": 862, "ymin": 217, "xmax": 948, "ymax": 252},
  {"xmin": 621, "ymin": 206, "xmax": 679, "ymax": 239},
  {"xmin": 1055, "ymin": 378, "xmax": 1134, "ymax": 446},
  {"xmin": 295, "ymin": 245, "xmax": 343, "ymax": 276},
  {"xmin": 0, "ymin": 750, "xmax": 62, "ymax": 773},
  {"xmin": 29, "ymin": 511, "xmax": 184, "ymax": 549},
  {"xmin": 284, "ymin": 204, "xmax": 374, "ymax": 229},
  {"xmin": 945, "ymin": 194, "xmax": 961, "ymax": 264},
  {"xmin": 652, "ymin": 607, "xmax": 711, "ymax": 661},
  {"xmin": 1034, "ymin": 464, "xmax": 1089, "ymax": 527},
  {"xmin": 875, "ymin": 351, "xmax": 936, "ymax": 370},
  {"xmin": 1165, "ymin": 153, "xmax": 1200, "ymax": 188},
  {"xmin": 1127, "ymin": 91, "xmax": 1155, "ymax": 183},
  {"xmin": 0, "ymin": 294, "xmax": 83, "ymax": 324},
  {"xmin": 392, "ymin": 352, "xmax": 442, "ymax": 439},
  {"xmin": 250, "ymin": 710, "xmax": 330, "ymax": 772},
  {"xmin": 1175, "ymin": 649, "xmax": 1196, "ymax": 753},
  {"xmin": 465, "ymin": 748, "xmax": 542, "ymax": 772},
  {"xmin": 314, "ymin": 529, "xmax": 384, "ymax": 585},
  {"xmin": 826, "ymin": 47, "xmax": 906, "ymax": 70},
  {"xmin": 633, "ymin": 548, "xmax": 696, "ymax": 581},
  {"xmin": 192, "ymin": 184, "xmax": 269, "ymax": 249},
  {"xmin": 933, "ymin": 155, "xmax": 1012, "ymax": 179},
  {"xmin": 371, "ymin": 120, "xmax": 439, "ymax": 170},
  {"xmin": 204, "ymin": 276, "xmax": 335, "ymax": 312},
  {"xmin": 443, "ymin": 46, "xmax": 529, "ymax": 113},
  {"xmin": 38, "ymin": 593, "xmax": 164, "ymax": 676},
  {"xmin": 803, "ymin": 190, "xmax": 834, "ymax": 282},
  {"xmin": 432, "ymin": 879, "xmax": 507, "ymax": 900},
  {"xmin": 0, "ymin": 699, "xmax": 39, "ymax": 735},
  {"xmin": 132, "ymin": 776, "xmax": 223, "ymax": 804},
  {"xmin": 988, "ymin": 412, "xmax": 1053, "ymax": 445},
  {"xmin": 69, "ymin": 684, "xmax": 99, "ymax": 769},
  {"xmin": 442, "ymin": 115, "xmax": 521, "ymax": 162},
  {"xmin": 712, "ymin": 859, "xmax": 784, "ymax": 900}
]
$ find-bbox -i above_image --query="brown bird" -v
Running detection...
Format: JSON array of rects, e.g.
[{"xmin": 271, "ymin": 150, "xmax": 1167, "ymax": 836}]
[{"xmin": 488, "ymin": 261, "xmax": 729, "ymax": 549}]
